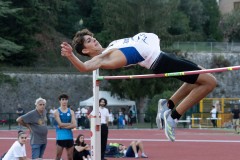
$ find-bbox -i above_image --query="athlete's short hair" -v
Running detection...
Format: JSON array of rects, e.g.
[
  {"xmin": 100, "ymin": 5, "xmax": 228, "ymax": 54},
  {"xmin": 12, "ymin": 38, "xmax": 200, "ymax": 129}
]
[
  {"xmin": 72, "ymin": 29, "xmax": 94, "ymax": 56},
  {"xmin": 58, "ymin": 94, "xmax": 69, "ymax": 100}
]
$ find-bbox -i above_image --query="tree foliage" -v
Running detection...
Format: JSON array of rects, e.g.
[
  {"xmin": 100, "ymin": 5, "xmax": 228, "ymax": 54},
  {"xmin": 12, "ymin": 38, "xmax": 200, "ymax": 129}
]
[
  {"xmin": 0, "ymin": 0, "xmax": 223, "ymax": 66},
  {"xmin": 0, "ymin": 0, "xmax": 23, "ymax": 62},
  {"xmin": 219, "ymin": 10, "xmax": 240, "ymax": 42},
  {"xmin": 0, "ymin": 38, "xmax": 23, "ymax": 61},
  {"xmin": 168, "ymin": 10, "xmax": 190, "ymax": 35},
  {"xmin": 201, "ymin": 0, "xmax": 222, "ymax": 41},
  {"xmin": 90, "ymin": 0, "xmax": 179, "ymax": 46},
  {"xmin": 0, "ymin": 0, "xmax": 226, "ymax": 110}
]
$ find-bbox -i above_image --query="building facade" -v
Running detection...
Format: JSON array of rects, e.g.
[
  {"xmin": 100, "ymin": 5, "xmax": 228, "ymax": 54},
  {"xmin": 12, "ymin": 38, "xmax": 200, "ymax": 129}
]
[{"xmin": 218, "ymin": 0, "xmax": 240, "ymax": 14}]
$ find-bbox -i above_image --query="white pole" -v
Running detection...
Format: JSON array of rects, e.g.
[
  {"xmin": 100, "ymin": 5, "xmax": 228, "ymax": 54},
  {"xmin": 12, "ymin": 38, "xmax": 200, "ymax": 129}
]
[{"xmin": 91, "ymin": 69, "xmax": 101, "ymax": 160}]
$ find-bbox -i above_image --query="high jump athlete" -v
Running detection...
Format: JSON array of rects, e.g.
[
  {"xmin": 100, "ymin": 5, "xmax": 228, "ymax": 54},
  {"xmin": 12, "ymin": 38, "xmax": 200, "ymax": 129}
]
[{"xmin": 60, "ymin": 29, "xmax": 217, "ymax": 141}]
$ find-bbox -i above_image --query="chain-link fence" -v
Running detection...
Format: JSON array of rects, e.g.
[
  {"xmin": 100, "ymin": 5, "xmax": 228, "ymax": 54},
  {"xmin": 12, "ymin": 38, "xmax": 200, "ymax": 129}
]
[
  {"xmin": 164, "ymin": 42, "xmax": 240, "ymax": 53},
  {"xmin": 0, "ymin": 103, "xmax": 237, "ymax": 130}
]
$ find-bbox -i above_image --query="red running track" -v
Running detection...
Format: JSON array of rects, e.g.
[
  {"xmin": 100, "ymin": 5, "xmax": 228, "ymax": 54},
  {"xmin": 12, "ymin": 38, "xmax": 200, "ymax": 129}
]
[{"xmin": 0, "ymin": 128, "xmax": 239, "ymax": 160}]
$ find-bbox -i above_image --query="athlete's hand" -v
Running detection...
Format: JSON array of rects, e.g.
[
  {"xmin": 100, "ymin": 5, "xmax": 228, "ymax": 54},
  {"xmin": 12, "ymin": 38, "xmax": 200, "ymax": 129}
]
[{"xmin": 61, "ymin": 42, "xmax": 74, "ymax": 57}]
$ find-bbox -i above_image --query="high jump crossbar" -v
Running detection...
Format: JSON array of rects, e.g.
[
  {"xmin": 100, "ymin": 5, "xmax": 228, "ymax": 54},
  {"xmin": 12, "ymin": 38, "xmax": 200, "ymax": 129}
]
[{"xmin": 98, "ymin": 66, "xmax": 240, "ymax": 80}]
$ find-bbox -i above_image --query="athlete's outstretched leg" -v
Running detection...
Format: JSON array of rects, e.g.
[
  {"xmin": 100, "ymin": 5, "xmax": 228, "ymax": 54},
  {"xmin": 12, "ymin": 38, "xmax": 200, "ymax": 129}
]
[
  {"xmin": 164, "ymin": 73, "xmax": 217, "ymax": 141},
  {"xmin": 172, "ymin": 73, "xmax": 216, "ymax": 115}
]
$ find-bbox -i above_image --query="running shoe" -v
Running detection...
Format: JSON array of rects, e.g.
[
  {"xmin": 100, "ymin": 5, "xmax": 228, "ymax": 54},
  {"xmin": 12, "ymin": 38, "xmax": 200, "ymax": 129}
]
[
  {"xmin": 156, "ymin": 99, "xmax": 168, "ymax": 129},
  {"xmin": 158, "ymin": 99, "xmax": 168, "ymax": 119},
  {"xmin": 156, "ymin": 112, "xmax": 162, "ymax": 129},
  {"xmin": 164, "ymin": 109, "xmax": 176, "ymax": 142}
]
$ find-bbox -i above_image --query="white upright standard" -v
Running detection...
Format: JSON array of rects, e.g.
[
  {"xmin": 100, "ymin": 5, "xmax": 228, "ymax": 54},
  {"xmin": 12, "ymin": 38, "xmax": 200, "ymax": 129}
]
[{"xmin": 90, "ymin": 69, "xmax": 101, "ymax": 160}]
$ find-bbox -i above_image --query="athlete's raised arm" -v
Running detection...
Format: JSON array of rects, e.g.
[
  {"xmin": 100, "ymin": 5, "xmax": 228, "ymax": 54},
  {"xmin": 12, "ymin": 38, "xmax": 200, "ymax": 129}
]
[
  {"xmin": 61, "ymin": 42, "xmax": 104, "ymax": 72},
  {"xmin": 61, "ymin": 42, "xmax": 127, "ymax": 72}
]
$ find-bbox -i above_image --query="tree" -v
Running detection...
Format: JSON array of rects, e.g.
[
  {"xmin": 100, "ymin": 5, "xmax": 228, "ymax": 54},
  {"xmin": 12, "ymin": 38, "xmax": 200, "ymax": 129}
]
[
  {"xmin": 0, "ymin": 1, "xmax": 23, "ymax": 62},
  {"xmin": 93, "ymin": 0, "xmax": 175, "ymax": 45},
  {"xmin": 0, "ymin": 0, "xmax": 49, "ymax": 66},
  {"xmin": 56, "ymin": 0, "xmax": 84, "ymax": 37},
  {"xmin": 167, "ymin": 11, "xmax": 190, "ymax": 35},
  {"xmin": 0, "ymin": 38, "xmax": 23, "ymax": 61},
  {"xmin": 201, "ymin": 0, "xmax": 222, "ymax": 41},
  {"xmin": 219, "ymin": 10, "xmax": 240, "ymax": 42},
  {"xmin": 179, "ymin": 0, "xmax": 205, "ymax": 32}
]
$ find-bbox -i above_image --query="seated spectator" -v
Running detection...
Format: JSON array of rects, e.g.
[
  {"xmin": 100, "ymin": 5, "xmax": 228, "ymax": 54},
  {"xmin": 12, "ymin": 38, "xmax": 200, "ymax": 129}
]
[
  {"xmin": 2, "ymin": 130, "xmax": 30, "ymax": 160},
  {"xmin": 118, "ymin": 140, "xmax": 148, "ymax": 158},
  {"xmin": 73, "ymin": 134, "xmax": 91, "ymax": 160}
]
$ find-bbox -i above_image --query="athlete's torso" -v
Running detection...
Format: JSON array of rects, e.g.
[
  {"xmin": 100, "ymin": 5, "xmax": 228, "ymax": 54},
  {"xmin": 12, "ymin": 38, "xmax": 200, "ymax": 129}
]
[
  {"xmin": 103, "ymin": 32, "xmax": 161, "ymax": 69},
  {"xmin": 56, "ymin": 108, "xmax": 73, "ymax": 140}
]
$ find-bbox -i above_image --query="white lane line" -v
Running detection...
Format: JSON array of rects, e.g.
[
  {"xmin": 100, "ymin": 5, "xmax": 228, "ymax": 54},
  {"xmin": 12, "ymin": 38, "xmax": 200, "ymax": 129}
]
[{"xmin": 1, "ymin": 137, "xmax": 240, "ymax": 143}]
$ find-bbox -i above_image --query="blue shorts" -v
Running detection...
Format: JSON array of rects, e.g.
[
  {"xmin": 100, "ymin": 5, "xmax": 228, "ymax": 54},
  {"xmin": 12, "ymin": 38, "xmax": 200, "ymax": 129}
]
[{"xmin": 31, "ymin": 143, "xmax": 47, "ymax": 159}]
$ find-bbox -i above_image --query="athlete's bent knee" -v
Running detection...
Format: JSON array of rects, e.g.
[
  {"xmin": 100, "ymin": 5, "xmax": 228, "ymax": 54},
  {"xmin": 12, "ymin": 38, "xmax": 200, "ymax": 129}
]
[{"xmin": 207, "ymin": 76, "xmax": 217, "ymax": 91}]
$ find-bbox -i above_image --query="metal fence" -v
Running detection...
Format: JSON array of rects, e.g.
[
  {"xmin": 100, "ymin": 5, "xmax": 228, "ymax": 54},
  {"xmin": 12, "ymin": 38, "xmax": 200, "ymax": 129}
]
[
  {"xmin": 0, "ymin": 112, "xmax": 154, "ymax": 130},
  {"xmin": 0, "ymin": 112, "xmax": 235, "ymax": 130},
  {"xmin": 1, "ymin": 98, "xmax": 238, "ymax": 130},
  {"xmin": 164, "ymin": 42, "xmax": 240, "ymax": 53}
]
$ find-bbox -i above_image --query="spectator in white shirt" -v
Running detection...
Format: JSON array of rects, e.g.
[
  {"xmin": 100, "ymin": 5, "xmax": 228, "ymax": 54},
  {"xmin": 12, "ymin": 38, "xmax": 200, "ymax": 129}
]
[
  {"xmin": 48, "ymin": 106, "xmax": 55, "ymax": 128},
  {"xmin": 80, "ymin": 106, "xmax": 88, "ymax": 128},
  {"xmin": 75, "ymin": 108, "xmax": 81, "ymax": 129},
  {"xmin": 90, "ymin": 98, "xmax": 109, "ymax": 160},
  {"xmin": 2, "ymin": 130, "xmax": 30, "ymax": 160},
  {"xmin": 210, "ymin": 105, "xmax": 217, "ymax": 128}
]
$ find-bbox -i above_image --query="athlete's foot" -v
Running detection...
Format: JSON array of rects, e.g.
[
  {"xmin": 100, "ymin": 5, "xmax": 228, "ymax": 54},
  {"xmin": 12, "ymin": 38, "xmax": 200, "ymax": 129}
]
[
  {"xmin": 159, "ymin": 99, "xmax": 168, "ymax": 119},
  {"xmin": 156, "ymin": 99, "xmax": 168, "ymax": 129},
  {"xmin": 164, "ymin": 109, "xmax": 176, "ymax": 142}
]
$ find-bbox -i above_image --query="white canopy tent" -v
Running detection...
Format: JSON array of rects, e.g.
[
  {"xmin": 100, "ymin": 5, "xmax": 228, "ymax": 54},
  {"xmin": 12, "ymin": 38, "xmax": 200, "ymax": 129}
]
[{"xmin": 79, "ymin": 91, "xmax": 137, "ymax": 121}]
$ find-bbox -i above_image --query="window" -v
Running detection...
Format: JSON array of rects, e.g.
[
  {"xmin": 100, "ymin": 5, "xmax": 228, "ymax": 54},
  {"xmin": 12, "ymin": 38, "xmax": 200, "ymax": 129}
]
[{"xmin": 234, "ymin": 2, "xmax": 240, "ymax": 10}]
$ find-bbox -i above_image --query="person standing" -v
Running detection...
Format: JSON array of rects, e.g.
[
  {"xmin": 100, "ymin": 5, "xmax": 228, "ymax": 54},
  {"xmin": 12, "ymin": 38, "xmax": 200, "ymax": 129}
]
[
  {"xmin": 231, "ymin": 105, "xmax": 240, "ymax": 134},
  {"xmin": 99, "ymin": 98, "xmax": 110, "ymax": 160},
  {"xmin": 108, "ymin": 109, "xmax": 114, "ymax": 126},
  {"xmin": 75, "ymin": 108, "xmax": 81, "ymax": 129},
  {"xmin": 48, "ymin": 106, "xmax": 55, "ymax": 128},
  {"xmin": 16, "ymin": 104, "xmax": 24, "ymax": 130},
  {"xmin": 54, "ymin": 94, "xmax": 77, "ymax": 160},
  {"xmin": 90, "ymin": 98, "xmax": 109, "ymax": 160},
  {"xmin": 81, "ymin": 106, "xmax": 88, "ymax": 128},
  {"xmin": 2, "ymin": 130, "xmax": 30, "ymax": 160},
  {"xmin": 16, "ymin": 97, "xmax": 48, "ymax": 159},
  {"xmin": 210, "ymin": 105, "xmax": 217, "ymax": 128},
  {"xmin": 118, "ymin": 109, "xmax": 125, "ymax": 129}
]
